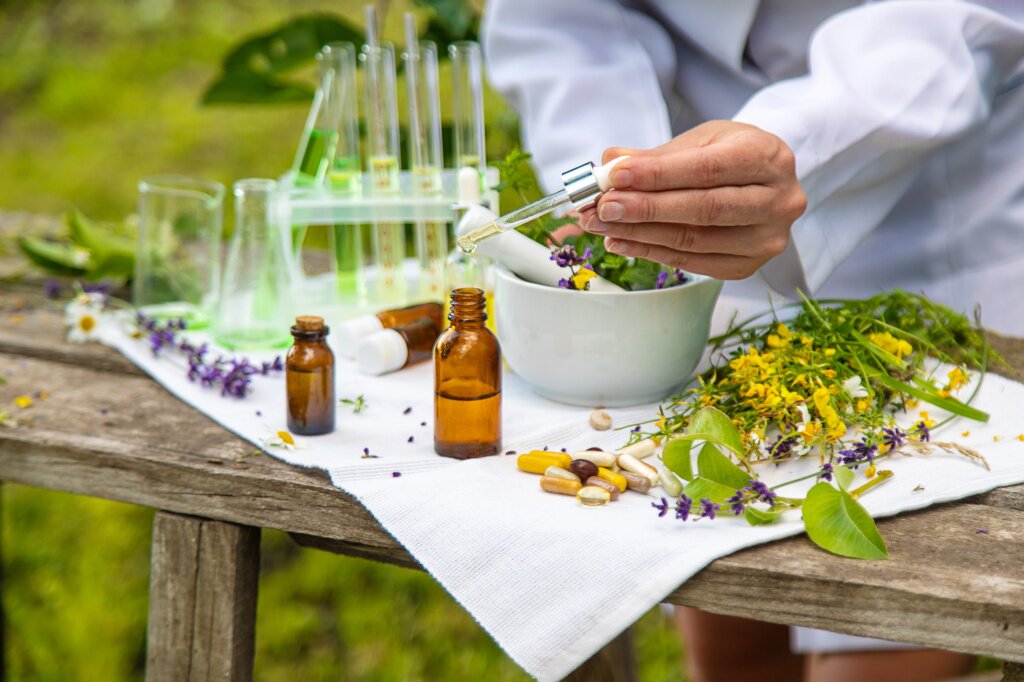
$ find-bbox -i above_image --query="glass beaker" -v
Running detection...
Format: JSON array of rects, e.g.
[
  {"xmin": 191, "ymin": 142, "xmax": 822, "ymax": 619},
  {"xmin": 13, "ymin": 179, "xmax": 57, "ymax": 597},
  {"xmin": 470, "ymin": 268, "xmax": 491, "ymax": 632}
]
[
  {"xmin": 213, "ymin": 179, "xmax": 292, "ymax": 351},
  {"xmin": 133, "ymin": 176, "xmax": 225, "ymax": 329}
]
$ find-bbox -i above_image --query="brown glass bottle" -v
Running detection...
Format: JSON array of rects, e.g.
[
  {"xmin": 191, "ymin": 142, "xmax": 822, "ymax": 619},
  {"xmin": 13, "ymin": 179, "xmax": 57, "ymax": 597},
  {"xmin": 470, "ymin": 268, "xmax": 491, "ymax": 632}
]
[
  {"xmin": 434, "ymin": 288, "xmax": 501, "ymax": 458},
  {"xmin": 286, "ymin": 315, "xmax": 335, "ymax": 436},
  {"xmin": 356, "ymin": 317, "xmax": 440, "ymax": 375}
]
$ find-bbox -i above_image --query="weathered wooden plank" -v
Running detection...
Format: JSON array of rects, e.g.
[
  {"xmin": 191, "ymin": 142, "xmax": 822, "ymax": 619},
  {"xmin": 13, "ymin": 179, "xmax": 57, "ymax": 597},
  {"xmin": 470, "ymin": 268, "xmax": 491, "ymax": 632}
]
[
  {"xmin": 146, "ymin": 513, "xmax": 202, "ymax": 682},
  {"xmin": 667, "ymin": 503, "xmax": 1024, "ymax": 663},
  {"xmin": 289, "ymin": 533, "xmax": 422, "ymax": 571},
  {"xmin": 146, "ymin": 512, "xmax": 260, "ymax": 682},
  {"xmin": 562, "ymin": 628, "xmax": 637, "ymax": 682},
  {"xmin": 189, "ymin": 519, "xmax": 260, "ymax": 682}
]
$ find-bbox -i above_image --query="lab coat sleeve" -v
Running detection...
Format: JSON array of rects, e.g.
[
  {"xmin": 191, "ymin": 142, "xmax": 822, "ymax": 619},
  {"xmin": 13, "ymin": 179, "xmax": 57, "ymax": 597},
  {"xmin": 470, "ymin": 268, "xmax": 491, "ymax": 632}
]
[
  {"xmin": 482, "ymin": 0, "xmax": 676, "ymax": 192},
  {"xmin": 732, "ymin": 1, "xmax": 1024, "ymax": 297}
]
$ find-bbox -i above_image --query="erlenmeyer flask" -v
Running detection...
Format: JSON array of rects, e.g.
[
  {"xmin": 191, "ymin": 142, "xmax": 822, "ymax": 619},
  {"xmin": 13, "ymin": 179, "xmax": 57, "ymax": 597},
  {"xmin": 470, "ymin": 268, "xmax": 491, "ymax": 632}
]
[{"xmin": 213, "ymin": 179, "xmax": 292, "ymax": 350}]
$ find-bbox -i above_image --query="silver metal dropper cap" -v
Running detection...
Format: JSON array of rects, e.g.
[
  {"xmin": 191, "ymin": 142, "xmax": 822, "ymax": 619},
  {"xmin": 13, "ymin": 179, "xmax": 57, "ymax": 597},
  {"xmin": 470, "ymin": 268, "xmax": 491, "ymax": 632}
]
[{"xmin": 561, "ymin": 162, "xmax": 602, "ymax": 211}]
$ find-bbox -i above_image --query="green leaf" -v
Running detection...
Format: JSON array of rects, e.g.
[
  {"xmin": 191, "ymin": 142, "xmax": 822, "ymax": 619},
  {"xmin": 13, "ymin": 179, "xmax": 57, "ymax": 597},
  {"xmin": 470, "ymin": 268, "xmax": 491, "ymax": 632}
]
[
  {"xmin": 871, "ymin": 371, "xmax": 989, "ymax": 422},
  {"xmin": 696, "ymin": 442, "xmax": 750, "ymax": 489},
  {"xmin": 67, "ymin": 210, "xmax": 134, "ymax": 255},
  {"xmin": 803, "ymin": 482, "xmax": 888, "ymax": 560},
  {"xmin": 834, "ymin": 466, "xmax": 855, "ymax": 491},
  {"xmin": 683, "ymin": 477, "xmax": 737, "ymax": 505},
  {"xmin": 744, "ymin": 506, "xmax": 785, "ymax": 526},
  {"xmin": 18, "ymin": 237, "xmax": 90, "ymax": 276},
  {"xmin": 202, "ymin": 15, "xmax": 362, "ymax": 106},
  {"xmin": 414, "ymin": 0, "xmax": 480, "ymax": 44},
  {"xmin": 662, "ymin": 437, "xmax": 694, "ymax": 480},
  {"xmin": 619, "ymin": 262, "xmax": 659, "ymax": 291},
  {"xmin": 688, "ymin": 406, "xmax": 744, "ymax": 456}
]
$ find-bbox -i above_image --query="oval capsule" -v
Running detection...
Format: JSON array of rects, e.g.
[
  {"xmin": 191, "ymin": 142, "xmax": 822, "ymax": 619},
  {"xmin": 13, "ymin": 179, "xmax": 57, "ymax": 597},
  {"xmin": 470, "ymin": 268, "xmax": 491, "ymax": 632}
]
[
  {"xmin": 518, "ymin": 451, "xmax": 572, "ymax": 474},
  {"xmin": 577, "ymin": 485, "xmax": 611, "ymax": 507},
  {"xmin": 540, "ymin": 475, "xmax": 582, "ymax": 496},
  {"xmin": 571, "ymin": 450, "xmax": 616, "ymax": 468},
  {"xmin": 658, "ymin": 469, "xmax": 684, "ymax": 497},
  {"xmin": 618, "ymin": 453, "xmax": 659, "ymax": 485},
  {"xmin": 585, "ymin": 476, "xmax": 621, "ymax": 500},
  {"xmin": 544, "ymin": 466, "xmax": 581, "ymax": 483},
  {"xmin": 620, "ymin": 471, "xmax": 652, "ymax": 493},
  {"xmin": 597, "ymin": 467, "xmax": 627, "ymax": 492},
  {"xmin": 617, "ymin": 438, "xmax": 657, "ymax": 460}
]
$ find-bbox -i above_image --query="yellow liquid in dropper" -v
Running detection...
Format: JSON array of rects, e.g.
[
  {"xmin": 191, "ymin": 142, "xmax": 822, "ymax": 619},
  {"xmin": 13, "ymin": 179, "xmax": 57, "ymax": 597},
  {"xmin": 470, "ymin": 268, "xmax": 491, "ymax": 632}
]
[{"xmin": 457, "ymin": 221, "xmax": 503, "ymax": 254}]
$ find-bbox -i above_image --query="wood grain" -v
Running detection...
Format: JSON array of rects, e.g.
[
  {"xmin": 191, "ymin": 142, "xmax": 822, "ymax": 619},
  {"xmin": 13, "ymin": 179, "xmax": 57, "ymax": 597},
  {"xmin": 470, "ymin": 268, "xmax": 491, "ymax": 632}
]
[
  {"xmin": 145, "ymin": 512, "xmax": 259, "ymax": 682},
  {"xmin": 1004, "ymin": 663, "xmax": 1024, "ymax": 682}
]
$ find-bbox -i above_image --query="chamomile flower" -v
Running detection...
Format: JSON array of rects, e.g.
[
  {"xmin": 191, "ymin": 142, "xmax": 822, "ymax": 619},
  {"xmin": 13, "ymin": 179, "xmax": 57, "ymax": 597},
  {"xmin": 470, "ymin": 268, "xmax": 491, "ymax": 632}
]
[
  {"xmin": 842, "ymin": 375, "xmax": 869, "ymax": 399},
  {"xmin": 64, "ymin": 293, "xmax": 105, "ymax": 344},
  {"xmin": 262, "ymin": 430, "xmax": 305, "ymax": 451}
]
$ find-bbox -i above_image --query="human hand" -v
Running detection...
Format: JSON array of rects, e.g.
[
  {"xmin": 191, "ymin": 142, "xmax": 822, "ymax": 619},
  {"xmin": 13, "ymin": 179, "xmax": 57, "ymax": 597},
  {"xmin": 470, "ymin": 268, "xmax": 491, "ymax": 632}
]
[{"xmin": 581, "ymin": 121, "xmax": 806, "ymax": 279}]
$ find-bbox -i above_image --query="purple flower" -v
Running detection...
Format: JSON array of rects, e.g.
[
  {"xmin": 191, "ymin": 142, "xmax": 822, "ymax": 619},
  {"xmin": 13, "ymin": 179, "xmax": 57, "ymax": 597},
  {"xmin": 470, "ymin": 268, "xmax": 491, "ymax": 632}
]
[
  {"xmin": 819, "ymin": 462, "xmax": 834, "ymax": 482},
  {"xmin": 392, "ymin": 471, "xmax": 402, "ymax": 478},
  {"xmin": 675, "ymin": 495, "xmax": 693, "ymax": 521},
  {"xmin": 697, "ymin": 498, "xmax": 719, "ymax": 520},
  {"xmin": 557, "ymin": 278, "xmax": 573, "ymax": 289},
  {"xmin": 770, "ymin": 434, "xmax": 800, "ymax": 461},
  {"xmin": 882, "ymin": 426, "xmax": 906, "ymax": 451},
  {"xmin": 675, "ymin": 493, "xmax": 692, "ymax": 520},
  {"xmin": 655, "ymin": 272, "xmax": 669, "ymax": 289},
  {"xmin": 673, "ymin": 269, "xmax": 689, "ymax": 285},
  {"xmin": 913, "ymin": 420, "xmax": 931, "ymax": 442},
  {"xmin": 838, "ymin": 439, "xmax": 877, "ymax": 468},
  {"xmin": 652, "ymin": 497, "xmax": 670, "ymax": 518},
  {"xmin": 407, "ymin": 436, "xmax": 414, "ymax": 443},
  {"xmin": 80, "ymin": 280, "xmax": 113, "ymax": 296},
  {"xmin": 550, "ymin": 245, "xmax": 581, "ymax": 268},
  {"xmin": 43, "ymin": 279, "xmax": 61, "ymax": 299},
  {"xmin": 726, "ymin": 490, "xmax": 745, "ymax": 516},
  {"xmin": 581, "ymin": 246, "xmax": 593, "ymax": 262},
  {"xmin": 746, "ymin": 479, "xmax": 776, "ymax": 507}
]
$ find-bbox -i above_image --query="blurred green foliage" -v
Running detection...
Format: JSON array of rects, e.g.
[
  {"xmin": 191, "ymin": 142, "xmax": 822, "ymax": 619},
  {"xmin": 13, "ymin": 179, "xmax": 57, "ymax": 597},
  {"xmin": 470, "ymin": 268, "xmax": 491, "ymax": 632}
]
[{"xmin": 0, "ymin": 2, "xmax": 688, "ymax": 679}]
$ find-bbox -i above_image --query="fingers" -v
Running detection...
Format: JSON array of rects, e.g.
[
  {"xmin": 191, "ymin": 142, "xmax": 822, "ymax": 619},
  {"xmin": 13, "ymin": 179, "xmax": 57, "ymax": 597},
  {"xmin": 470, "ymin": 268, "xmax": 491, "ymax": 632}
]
[
  {"xmin": 601, "ymin": 237, "xmax": 762, "ymax": 280},
  {"xmin": 582, "ymin": 215, "xmax": 788, "ymax": 259},
  {"xmin": 596, "ymin": 186, "xmax": 787, "ymax": 226},
  {"xmin": 601, "ymin": 146, "xmax": 655, "ymax": 165},
  {"xmin": 610, "ymin": 140, "xmax": 786, "ymax": 192}
]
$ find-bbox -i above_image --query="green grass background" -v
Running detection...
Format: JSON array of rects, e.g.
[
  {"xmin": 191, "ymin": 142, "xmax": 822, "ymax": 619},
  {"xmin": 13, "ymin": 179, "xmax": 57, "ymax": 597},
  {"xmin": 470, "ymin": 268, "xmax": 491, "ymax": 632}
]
[{"xmin": 0, "ymin": 1, "xmax": 687, "ymax": 679}]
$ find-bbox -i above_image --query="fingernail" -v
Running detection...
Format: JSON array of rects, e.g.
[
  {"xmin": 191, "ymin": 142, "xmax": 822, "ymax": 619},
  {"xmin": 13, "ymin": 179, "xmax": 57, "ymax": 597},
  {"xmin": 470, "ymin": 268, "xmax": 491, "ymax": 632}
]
[
  {"xmin": 605, "ymin": 238, "xmax": 631, "ymax": 255},
  {"xmin": 612, "ymin": 169, "xmax": 632, "ymax": 189},
  {"xmin": 587, "ymin": 220, "xmax": 608, "ymax": 234},
  {"xmin": 599, "ymin": 201, "xmax": 624, "ymax": 221}
]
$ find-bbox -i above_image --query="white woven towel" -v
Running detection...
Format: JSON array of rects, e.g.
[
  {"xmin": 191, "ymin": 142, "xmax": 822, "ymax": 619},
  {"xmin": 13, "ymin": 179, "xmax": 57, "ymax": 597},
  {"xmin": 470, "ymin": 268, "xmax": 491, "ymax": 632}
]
[{"xmin": 98, "ymin": 302, "xmax": 1024, "ymax": 681}]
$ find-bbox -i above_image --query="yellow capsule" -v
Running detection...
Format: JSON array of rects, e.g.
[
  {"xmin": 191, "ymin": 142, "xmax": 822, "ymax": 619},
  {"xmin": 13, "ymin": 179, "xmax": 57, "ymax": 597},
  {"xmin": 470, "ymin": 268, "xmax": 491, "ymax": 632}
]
[
  {"xmin": 518, "ymin": 451, "xmax": 571, "ymax": 474},
  {"xmin": 540, "ymin": 475, "xmax": 582, "ymax": 496},
  {"xmin": 585, "ymin": 476, "xmax": 621, "ymax": 500},
  {"xmin": 577, "ymin": 485, "xmax": 611, "ymax": 507},
  {"xmin": 597, "ymin": 467, "xmax": 627, "ymax": 492},
  {"xmin": 545, "ymin": 465, "xmax": 581, "ymax": 483}
]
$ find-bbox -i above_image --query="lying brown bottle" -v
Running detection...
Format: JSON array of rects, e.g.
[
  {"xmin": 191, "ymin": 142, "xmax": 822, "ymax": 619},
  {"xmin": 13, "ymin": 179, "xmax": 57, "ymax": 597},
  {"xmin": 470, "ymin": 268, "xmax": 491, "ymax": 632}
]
[{"xmin": 286, "ymin": 315, "xmax": 335, "ymax": 436}]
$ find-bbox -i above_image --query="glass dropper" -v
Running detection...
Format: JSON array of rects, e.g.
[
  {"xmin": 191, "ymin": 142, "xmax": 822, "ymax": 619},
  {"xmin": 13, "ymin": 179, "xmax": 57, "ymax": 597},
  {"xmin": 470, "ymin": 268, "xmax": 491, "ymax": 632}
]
[{"xmin": 456, "ymin": 156, "xmax": 629, "ymax": 254}]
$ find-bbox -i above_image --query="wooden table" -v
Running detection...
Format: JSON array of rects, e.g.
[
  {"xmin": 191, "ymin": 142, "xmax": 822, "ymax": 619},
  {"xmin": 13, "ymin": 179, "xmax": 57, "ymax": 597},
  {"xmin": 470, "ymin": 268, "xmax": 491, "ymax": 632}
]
[{"xmin": 1, "ymin": 282, "xmax": 1023, "ymax": 682}]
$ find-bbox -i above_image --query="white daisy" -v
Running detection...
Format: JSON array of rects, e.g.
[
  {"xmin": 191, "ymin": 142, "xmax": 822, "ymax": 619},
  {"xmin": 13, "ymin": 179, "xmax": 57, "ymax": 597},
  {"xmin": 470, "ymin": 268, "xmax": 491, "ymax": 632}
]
[
  {"xmin": 64, "ymin": 294, "xmax": 105, "ymax": 344},
  {"xmin": 843, "ymin": 375, "xmax": 869, "ymax": 399}
]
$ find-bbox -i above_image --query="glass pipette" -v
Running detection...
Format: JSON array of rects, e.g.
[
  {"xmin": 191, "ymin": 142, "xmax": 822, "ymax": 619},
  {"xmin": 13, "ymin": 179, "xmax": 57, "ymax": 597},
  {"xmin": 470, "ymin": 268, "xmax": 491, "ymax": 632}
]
[{"xmin": 456, "ymin": 156, "xmax": 629, "ymax": 254}]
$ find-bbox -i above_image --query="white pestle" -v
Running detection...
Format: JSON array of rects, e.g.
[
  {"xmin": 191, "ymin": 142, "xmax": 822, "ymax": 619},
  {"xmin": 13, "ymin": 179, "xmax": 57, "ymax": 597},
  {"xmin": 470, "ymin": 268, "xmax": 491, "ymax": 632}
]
[{"xmin": 455, "ymin": 205, "xmax": 624, "ymax": 291}]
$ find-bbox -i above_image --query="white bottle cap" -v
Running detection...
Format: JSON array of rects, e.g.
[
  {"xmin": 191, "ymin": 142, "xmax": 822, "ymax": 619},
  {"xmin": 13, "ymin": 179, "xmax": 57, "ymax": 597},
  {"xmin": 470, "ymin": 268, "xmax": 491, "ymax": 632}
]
[
  {"xmin": 335, "ymin": 314, "xmax": 385, "ymax": 358},
  {"xmin": 458, "ymin": 167, "xmax": 482, "ymax": 206},
  {"xmin": 355, "ymin": 328, "xmax": 410, "ymax": 375},
  {"xmin": 593, "ymin": 155, "xmax": 629, "ymax": 192}
]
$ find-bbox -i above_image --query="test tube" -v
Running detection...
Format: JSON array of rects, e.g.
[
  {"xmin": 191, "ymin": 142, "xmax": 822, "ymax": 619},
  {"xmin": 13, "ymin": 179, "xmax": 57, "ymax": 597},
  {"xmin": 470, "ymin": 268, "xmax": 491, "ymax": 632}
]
[
  {"xmin": 361, "ymin": 21, "xmax": 405, "ymax": 306},
  {"xmin": 449, "ymin": 41, "xmax": 487, "ymax": 182},
  {"xmin": 321, "ymin": 42, "xmax": 366, "ymax": 303},
  {"xmin": 404, "ymin": 14, "xmax": 447, "ymax": 301}
]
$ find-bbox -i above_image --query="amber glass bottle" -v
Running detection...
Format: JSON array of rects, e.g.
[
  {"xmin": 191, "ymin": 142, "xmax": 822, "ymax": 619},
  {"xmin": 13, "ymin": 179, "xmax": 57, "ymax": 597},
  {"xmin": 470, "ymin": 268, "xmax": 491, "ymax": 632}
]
[
  {"xmin": 434, "ymin": 288, "xmax": 501, "ymax": 458},
  {"xmin": 286, "ymin": 315, "xmax": 335, "ymax": 435}
]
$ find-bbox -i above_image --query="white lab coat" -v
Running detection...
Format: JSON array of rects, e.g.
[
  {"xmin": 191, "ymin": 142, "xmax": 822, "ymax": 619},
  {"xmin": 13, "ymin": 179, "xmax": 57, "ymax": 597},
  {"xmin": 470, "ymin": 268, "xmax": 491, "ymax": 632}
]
[
  {"xmin": 484, "ymin": 0, "xmax": 1024, "ymax": 654},
  {"xmin": 483, "ymin": 0, "xmax": 1024, "ymax": 336}
]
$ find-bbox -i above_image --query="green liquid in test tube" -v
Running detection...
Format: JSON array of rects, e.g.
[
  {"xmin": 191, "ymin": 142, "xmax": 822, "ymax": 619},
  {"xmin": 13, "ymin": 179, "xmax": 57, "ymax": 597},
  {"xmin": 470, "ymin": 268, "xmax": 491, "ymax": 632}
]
[
  {"xmin": 320, "ymin": 42, "xmax": 366, "ymax": 304},
  {"xmin": 361, "ymin": 32, "xmax": 406, "ymax": 307},
  {"xmin": 404, "ymin": 15, "xmax": 448, "ymax": 302}
]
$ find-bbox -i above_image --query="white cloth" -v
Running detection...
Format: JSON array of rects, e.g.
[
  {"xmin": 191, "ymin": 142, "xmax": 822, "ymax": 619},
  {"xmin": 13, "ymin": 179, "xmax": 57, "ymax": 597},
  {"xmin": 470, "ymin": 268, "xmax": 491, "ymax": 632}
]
[
  {"xmin": 97, "ymin": 300, "xmax": 1024, "ymax": 681},
  {"xmin": 482, "ymin": 0, "xmax": 1024, "ymax": 336}
]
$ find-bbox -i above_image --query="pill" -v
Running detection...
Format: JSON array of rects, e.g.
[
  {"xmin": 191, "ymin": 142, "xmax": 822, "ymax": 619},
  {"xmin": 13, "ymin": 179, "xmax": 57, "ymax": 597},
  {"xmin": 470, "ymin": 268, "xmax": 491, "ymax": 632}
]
[
  {"xmin": 589, "ymin": 410, "xmax": 612, "ymax": 430},
  {"xmin": 572, "ymin": 450, "xmax": 616, "ymax": 467},
  {"xmin": 658, "ymin": 469, "xmax": 684, "ymax": 497},
  {"xmin": 518, "ymin": 451, "xmax": 572, "ymax": 474},
  {"xmin": 569, "ymin": 459, "xmax": 599, "ymax": 481},
  {"xmin": 597, "ymin": 467, "xmax": 627, "ymax": 492},
  {"xmin": 585, "ymin": 476, "xmax": 621, "ymax": 500},
  {"xmin": 577, "ymin": 485, "xmax": 611, "ymax": 507},
  {"xmin": 617, "ymin": 438, "xmax": 657, "ymax": 460},
  {"xmin": 618, "ymin": 453, "xmax": 659, "ymax": 485},
  {"xmin": 620, "ymin": 471, "xmax": 652, "ymax": 493},
  {"xmin": 540, "ymin": 475, "xmax": 582, "ymax": 496},
  {"xmin": 545, "ymin": 465, "xmax": 581, "ymax": 483}
]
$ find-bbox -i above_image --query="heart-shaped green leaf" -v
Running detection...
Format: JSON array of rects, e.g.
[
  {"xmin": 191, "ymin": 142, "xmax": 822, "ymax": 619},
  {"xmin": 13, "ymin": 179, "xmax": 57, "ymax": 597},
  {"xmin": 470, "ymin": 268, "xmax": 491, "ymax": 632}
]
[
  {"xmin": 682, "ymin": 476, "xmax": 737, "ymax": 505},
  {"xmin": 662, "ymin": 437, "xmax": 694, "ymax": 480},
  {"xmin": 696, "ymin": 442, "xmax": 750, "ymax": 489},
  {"xmin": 834, "ymin": 466, "xmax": 855, "ymax": 491},
  {"xmin": 803, "ymin": 482, "xmax": 888, "ymax": 560},
  {"xmin": 688, "ymin": 406, "xmax": 744, "ymax": 456}
]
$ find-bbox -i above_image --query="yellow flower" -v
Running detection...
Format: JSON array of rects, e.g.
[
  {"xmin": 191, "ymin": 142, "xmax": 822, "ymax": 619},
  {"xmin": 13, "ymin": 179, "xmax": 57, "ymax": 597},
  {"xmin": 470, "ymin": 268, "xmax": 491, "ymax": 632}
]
[
  {"xmin": 961, "ymin": 430, "xmax": 971, "ymax": 437},
  {"xmin": 800, "ymin": 336, "xmax": 813, "ymax": 346},
  {"xmin": 865, "ymin": 464, "xmax": 877, "ymax": 478},
  {"xmin": 946, "ymin": 367, "xmax": 968, "ymax": 392},
  {"xmin": 994, "ymin": 435, "xmax": 1001, "ymax": 442},
  {"xmin": 13, "ymin": 395, "xmax": 33, "ymax": 409},
  {"xmin": 822, "ymin": 369, "xmax": 837, "ymax": 379},
  {"xmin": 918, "ymin": 411, "xmax": 936, "ymax": 429},
  {"xmin": 571, "ymin": 267, "xmax": 598, "ymax": 290},
  {"xmin": 868, "ymin": 332, "xmax": 913, "ymax": 358},
  {"xmin": 776, "ymin": 323, "xmax": 791, "ymax": 339},
  {"xmin": 1017, "ymin": 434, "xmax": 1024, "ymax": 442},
  {"xmin": 824, "ymin": 348, "xmax": 836, "ymax": 357},
  {"xmin": 905, "ymin": 399, "xmax": 919, "ymax": 409},
  {"xmin": 766, "ymin": 334, "xmax": 786, "ymax": 348},
  {"xmin": 937, "ymin": 389, "xmax": 951, "ymax": 398},
  {"xmin": 855, "ymin": 399, "xmax": 870, "ymax": 413},
  {"xmin": 800, "ymin": 421, "xmax": 821, "ymax": 443},
  {"xmin": 277, "ymin": 430, "xmax": 296, "ymax": 446}
]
